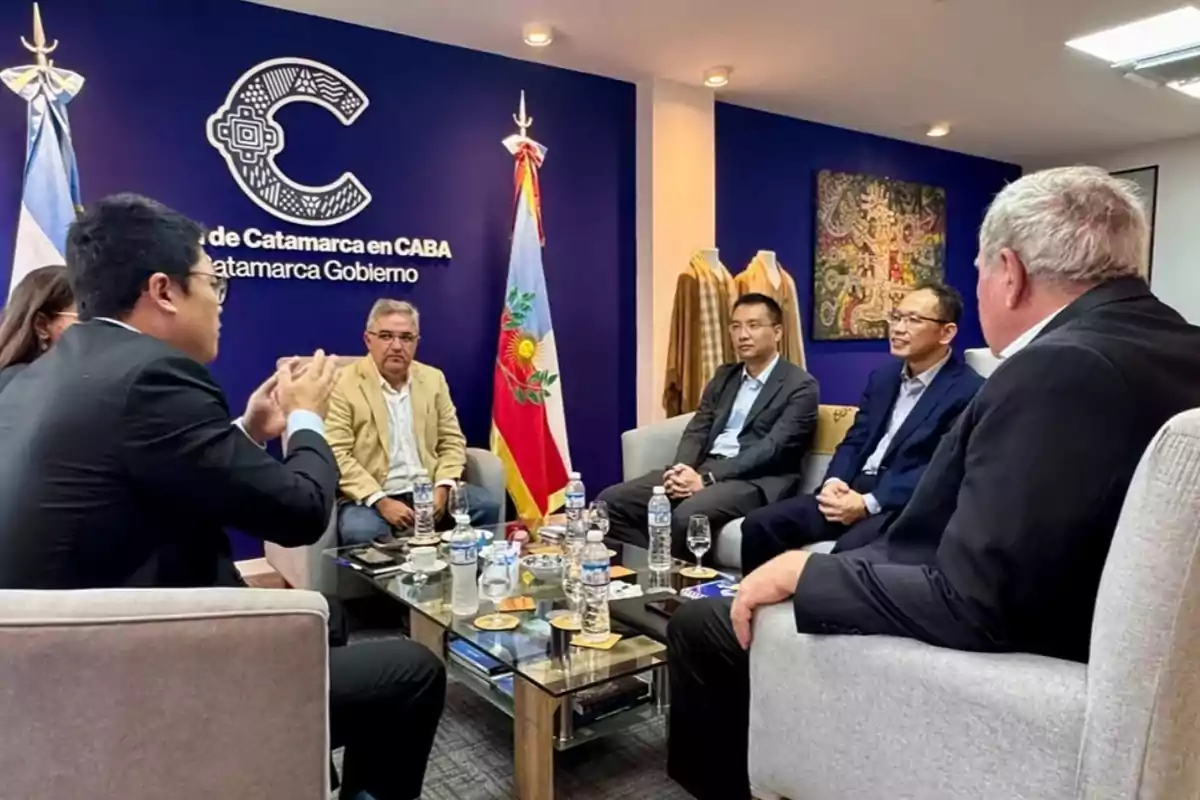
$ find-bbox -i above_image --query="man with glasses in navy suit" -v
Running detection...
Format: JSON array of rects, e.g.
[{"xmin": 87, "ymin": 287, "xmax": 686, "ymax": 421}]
[{"xmin": 739, "ymin": 282, "xmax": 984, "ymax": 573}]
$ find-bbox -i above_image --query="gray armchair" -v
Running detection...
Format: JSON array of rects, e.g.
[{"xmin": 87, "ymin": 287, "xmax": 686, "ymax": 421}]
[
  {"xmin": 0, "ymin": 587, "xmax": 329, "ymax": 800},
  {"xmin": 748, "ymin": 408, "xmax": 1200, "ymax": 799},
  {"xmin": 265, "ymin": 447, "xmax": 506, "ymax": 594},
  {"xmin": 620, "ymin": 406, "xmax": 858, "ymax": 570}
]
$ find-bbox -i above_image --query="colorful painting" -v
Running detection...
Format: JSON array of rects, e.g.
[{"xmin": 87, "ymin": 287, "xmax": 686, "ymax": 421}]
[{"xmin": 813, "ymin": 170, "xmax": 947, "ymax": 341}]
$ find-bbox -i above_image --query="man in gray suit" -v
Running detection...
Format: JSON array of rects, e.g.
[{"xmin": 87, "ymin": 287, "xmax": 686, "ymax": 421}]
[{"xmin": 599, "ymin": 293, "xmax": 819, "ymax": 559}]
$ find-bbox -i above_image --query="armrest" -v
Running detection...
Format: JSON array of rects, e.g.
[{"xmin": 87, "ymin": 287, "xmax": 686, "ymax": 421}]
[
  {"xmin": 620, "ymin": 413, "xmax": 695, "ymax": 480},
  {"xmin": 748, "ymin": 603, "xmax": 1086, "ymax": 800},
  {"xmin": 465, "ymin": 447, "xmax": 505, "ymax": 507}
]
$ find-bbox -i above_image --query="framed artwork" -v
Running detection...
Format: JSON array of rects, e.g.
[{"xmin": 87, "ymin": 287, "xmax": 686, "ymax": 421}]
[
  {"xmin": 813, "ymin": 170, "xmax": 947, "ymax": 341},
  {"xmin": 1111, "ymin": 165, "xmax": 1158, "ymax": 281}
]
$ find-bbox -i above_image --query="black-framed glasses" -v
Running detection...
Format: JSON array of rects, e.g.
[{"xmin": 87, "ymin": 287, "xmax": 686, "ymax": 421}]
[
  {"xmin": 189, "ymin": 272, "xmax": 228, "ymax": 304},
  {"xmin": 368, "ymin": 330, "xmax": 419, "ymax": 345},
  {"xmin": 888, "ymin": 310, "xmax": 948, "ymax": 327}
]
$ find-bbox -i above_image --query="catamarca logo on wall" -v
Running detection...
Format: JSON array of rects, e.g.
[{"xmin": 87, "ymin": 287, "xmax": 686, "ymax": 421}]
[{"xmin": 206, "ymin": 57, "xmax": 372, "ymax": 227}]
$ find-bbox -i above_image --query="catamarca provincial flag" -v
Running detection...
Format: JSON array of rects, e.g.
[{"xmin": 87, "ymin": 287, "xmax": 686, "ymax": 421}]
[
  {"xmin": 2, "ymin": 48, "xmax": 84, "ymax": 298},
  {"xmin": 490, "ymin": 135, "xmax": 572, "ymax": 520}
]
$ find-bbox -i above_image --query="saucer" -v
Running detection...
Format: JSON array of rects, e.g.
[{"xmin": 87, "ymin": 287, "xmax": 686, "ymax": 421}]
[{"xmin": 401, "ymin": 560, "xmax": 447, "ymax": 574}]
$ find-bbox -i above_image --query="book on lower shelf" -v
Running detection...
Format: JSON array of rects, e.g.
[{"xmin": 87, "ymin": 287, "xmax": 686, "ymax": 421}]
[{"xmin": 448, "ymin": 639, "xmax": 509, "ymax": 677}]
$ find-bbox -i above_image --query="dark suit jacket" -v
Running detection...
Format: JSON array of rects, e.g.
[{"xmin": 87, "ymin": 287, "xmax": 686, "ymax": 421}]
[
  {"xmin": 675, "ymin": 358, "xmax": 818, "ymax": 502},
  {"xmin": 0, "ymin": 320, "xmax": 338, "ymax": 589},
  {"xmin": 0, "ymin": 362, "xmax": 27, "ymax": 396},
  {"xmin": 793, "ymin": 278, "xmax": 1200, "ymax": 662},
  {"xmin": 824, "ymin": 352, "xmax": 984, "ymax": 512}
]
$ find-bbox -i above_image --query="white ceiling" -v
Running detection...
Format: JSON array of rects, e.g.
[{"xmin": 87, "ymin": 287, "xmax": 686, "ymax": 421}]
[{"xmin": 250, "ymin": 0, "xmax": 1200, "ymax": 164}]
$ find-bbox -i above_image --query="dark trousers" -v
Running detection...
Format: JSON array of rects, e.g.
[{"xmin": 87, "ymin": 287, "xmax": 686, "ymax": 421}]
[
  {"xmin": 740, "ymin": 473, "xmax": 893, "ymax": 573},
  {"xmin": 597, "ymin": 464, "xmax": 764, "ymax": 560},
  {"xmin": 327, "ymin": 600, "xmax": 446, "ymax": 800},
  {"xmin": 667, "ymin": 596, "xmax": 751, "ymax": 800}
]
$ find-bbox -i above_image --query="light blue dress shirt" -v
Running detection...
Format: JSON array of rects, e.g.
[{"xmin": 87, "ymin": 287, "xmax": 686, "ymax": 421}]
[
  {"xmin": 855, "ymin": 352, "xmax": 949, "ymax": 514},
  {"xmin": 710, "ymin": 355, "xmax": 780, "ymax": 458}
]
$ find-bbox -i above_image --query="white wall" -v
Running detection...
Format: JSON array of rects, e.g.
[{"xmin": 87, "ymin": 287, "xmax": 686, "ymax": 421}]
[
  {"xmin": 635, "ymin": 80, "xmax": 716, "ymax": 425},
  {"xmin": 1036, "ymin": 135, "xmax": 1200, "ymax": 324}
]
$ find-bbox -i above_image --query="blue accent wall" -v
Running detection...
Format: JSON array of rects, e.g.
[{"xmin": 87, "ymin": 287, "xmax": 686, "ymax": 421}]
[
  {"xmin": 0, "ymin": 0, "xmax": 637, "ymax": 558},
  {"xmin": 715, "ymin": 102, "xmax": 1021, "ymax": 405}
]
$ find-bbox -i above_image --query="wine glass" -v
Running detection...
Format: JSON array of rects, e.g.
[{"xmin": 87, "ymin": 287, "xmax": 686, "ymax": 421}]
[
  {"xmin": 588, "ymin": 500, "xmax": 610, "ymax": 536},
  {"xmin": 687, "ymin": 515, "xmax": 711, "ymax": 575}
]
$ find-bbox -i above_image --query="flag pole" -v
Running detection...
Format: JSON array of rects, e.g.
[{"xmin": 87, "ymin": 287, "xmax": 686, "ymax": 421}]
[
  {"xmin": 491, "ymin": 93, "xmax": 572, "ymax": 526},
  {"xmin": 3, "ymin": 3, "xmax": 84, "ymax": 299}
]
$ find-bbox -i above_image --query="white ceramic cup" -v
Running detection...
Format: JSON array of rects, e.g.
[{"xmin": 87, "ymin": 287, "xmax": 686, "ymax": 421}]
[{"xmin": 410, "ymin": 546, "xmax": 437, "ymax": 571}]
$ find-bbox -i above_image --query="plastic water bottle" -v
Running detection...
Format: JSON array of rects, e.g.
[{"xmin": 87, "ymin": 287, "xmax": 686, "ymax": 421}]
[
  {"xmin": 565, "ymin": 471, "xmax": 586, "ymax": 524},
  {"xmin": 413, "ymin": 469, "xmax": 435, "ymax": 539},
  {"xmin": 581, "ymin": 530, "xmax": 612, "ymax": 643},
  {"xmin": 648, "ymin": 486, "xmax": 673, "ymax": 573},
  {"xmin": 562, "ymin": 516, "xmax": 587, "ymax": 619},
  {"xmin": 449, "ymin": 513, "xmax": 479, "ymax": 616}
]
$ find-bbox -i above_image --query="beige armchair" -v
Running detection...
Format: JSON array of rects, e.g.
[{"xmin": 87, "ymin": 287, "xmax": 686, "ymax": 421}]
[{"xmin": 0, "ymin": 587, "xmax": 330, "ymax": 800}]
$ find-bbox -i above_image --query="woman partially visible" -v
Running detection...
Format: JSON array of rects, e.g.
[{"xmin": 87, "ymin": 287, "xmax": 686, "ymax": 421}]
[{"xmin": 0, "ymin": 265, "xmax": 77, "ymax": 395}]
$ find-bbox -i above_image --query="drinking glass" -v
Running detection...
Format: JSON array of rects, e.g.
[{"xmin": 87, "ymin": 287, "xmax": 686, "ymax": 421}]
[
  {"xmin": 588, "ymin": 500, "xmax": 610, "ymax": 536},
  {"xmin": 476, "ymin": 546, "xmax": 514, "ymax": 627},
  {"xmin": 450, "ymin": 480, "xmax": 470, "ymax": 520},
  {"xmin": 686, "ymin": 514, "xmax": 711, "ymax": 573}
]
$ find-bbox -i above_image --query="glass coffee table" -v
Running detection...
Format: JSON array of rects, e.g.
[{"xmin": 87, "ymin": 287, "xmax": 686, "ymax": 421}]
[{"xmin": 325, "ymin": 524, "xmax": 689, "ymax": 800}]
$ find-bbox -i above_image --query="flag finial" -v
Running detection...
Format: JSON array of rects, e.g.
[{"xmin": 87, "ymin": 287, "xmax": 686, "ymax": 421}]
[
  {"xmin": 513, "ymin": 90, "xmax": 533, "ymax": 139},
  {"xmin": 21, "ymin": 3, "xmax": 57, "ymax": 70}
]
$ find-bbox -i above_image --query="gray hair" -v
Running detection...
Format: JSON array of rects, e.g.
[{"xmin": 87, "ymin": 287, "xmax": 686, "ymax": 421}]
[
  {"xmin": 978, "ymin": 166, "xmax": 1148, "ymax": 284},
  {"xmin": 366, "ymin": 298, "xmax": 419, "ymax": 331}
]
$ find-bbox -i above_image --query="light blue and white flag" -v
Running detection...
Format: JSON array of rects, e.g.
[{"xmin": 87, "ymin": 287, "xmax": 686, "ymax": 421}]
[{"xmin": 2, "ymin": 4, "xmax": 83, "ymax": 298}]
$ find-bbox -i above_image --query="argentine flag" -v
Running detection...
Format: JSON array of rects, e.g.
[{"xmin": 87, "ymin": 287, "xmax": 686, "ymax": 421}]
[{"xmin": 2, "ymin": 25, "xmax": 84, "ymax": 298}]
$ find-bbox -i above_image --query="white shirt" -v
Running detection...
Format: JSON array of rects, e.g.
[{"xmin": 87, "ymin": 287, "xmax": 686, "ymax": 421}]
[
  {"xmin": 377, "ymin": 377, "xmax": 423, "ymax": 497},
  {"xmin": 1000, "ymin": 306, "xmax": 1067, "ymax": 359},
  {"xmin": 710, "ymin": 355, "xmax": 781, "ymax": 458}
]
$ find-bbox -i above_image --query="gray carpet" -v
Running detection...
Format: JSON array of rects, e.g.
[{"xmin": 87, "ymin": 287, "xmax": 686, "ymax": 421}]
[{"xmin": 337, "ymin": 679, "xmax": 693, "ymax": 799}]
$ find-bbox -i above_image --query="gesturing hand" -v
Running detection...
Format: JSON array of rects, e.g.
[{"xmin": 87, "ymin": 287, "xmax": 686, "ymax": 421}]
[
  {"xmin": 242, "ymin": 372, "xmax": 285, "ymax": 444},
  {"xmin": 277, "ymin": 350, "xmax": 340, "ymax": 418}
]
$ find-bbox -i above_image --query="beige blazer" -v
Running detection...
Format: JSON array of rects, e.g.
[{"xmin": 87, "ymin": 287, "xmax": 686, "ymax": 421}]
[{"xmin": 325, "ymin": 356, "xmax": 467, "ymax": 502}]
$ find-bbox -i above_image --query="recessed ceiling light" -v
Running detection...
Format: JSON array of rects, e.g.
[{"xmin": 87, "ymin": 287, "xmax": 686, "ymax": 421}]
[
  {"xmin": 522, "ymin": 22, "xmax": 554, "ymax": 48},
  {"xmin": 1066, "ymin": 6, "xmax": 1200, "ymax": 64},
  {"xmin": 703, "ymin": 67, "xmax": 732, "ymax": 88},
  {"xmin": 926, "ymin": 122, "xmax": 951, "ymax": 138}
]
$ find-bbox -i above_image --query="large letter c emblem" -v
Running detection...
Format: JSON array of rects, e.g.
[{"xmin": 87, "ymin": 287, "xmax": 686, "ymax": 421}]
[{"xmin": 207, "ymin": 57, "xmax": 371, "ymax": 227}]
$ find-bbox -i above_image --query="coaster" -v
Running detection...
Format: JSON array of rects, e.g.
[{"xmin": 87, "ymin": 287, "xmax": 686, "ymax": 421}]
[
  {"xmin": 679, "ymin": 566, "xmax": 719, "ymax": 579},
  {"xmin": 498, "ymin": 596, "xmax": 535, "ymax": 612},
  {"xmin": 549, "ymin": 613, "xmax": 582, "ymax": 632},
  {"xmin": 609, "ymin": 565, "xmax": 636, "ymax": 579},
  {"xmin": 571, "ymin": 632, "xmax": 623, "ymax": 650},
  {"xmin": 473, "ymin": 613, "xmax": 520, "ymax": 631},
  {"xmin": 408, "ymin": 535, "xmax": 441, "ymax": 547}
]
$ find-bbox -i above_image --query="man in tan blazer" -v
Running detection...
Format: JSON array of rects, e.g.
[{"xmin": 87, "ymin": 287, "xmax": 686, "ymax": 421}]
[{"xmin": 326, "ymin": 299, "xmax": 502, "ymax": 544}]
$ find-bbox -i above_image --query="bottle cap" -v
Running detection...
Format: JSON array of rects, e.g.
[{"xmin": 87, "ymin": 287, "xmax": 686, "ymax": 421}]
[
  {"xmin": 652, "ymin": 485, "xmax": 665, "ymax": 494},
  {"xmin": 586, "ymin": 530, "xmax": 603, "ymax": 543},
  {"xmin": 569, "ymin": 471, "xmax": 581, "ymax": 480}
]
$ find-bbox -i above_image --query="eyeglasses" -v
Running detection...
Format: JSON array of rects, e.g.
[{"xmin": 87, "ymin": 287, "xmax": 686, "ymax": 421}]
[
  {"xmin": 368, "ymin": 330, "xmax": 418, "ymax": 345},
  {"xmin": 887, "ymin": 310, "xmax": 949, "ymax": 327},
  {"xmin": 189, "ymin": 272, "xmax": 228, "ymax": 305}
]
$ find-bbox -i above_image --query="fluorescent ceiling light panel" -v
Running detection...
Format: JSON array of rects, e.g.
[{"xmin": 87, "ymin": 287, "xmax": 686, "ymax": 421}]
[{"xmin": 1066, "ymin": 6, "xmax": 1200, "ymax": 63}]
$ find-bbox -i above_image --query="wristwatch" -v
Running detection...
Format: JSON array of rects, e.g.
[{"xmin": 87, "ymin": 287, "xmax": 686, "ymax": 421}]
[{"xmin": 702, "ymin": 471, "xmax": 716, "ymax": 488}]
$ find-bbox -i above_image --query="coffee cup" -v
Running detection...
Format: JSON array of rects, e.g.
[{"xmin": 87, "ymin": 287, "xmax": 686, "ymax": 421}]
[{"xmin": 410, "ymin": 546, "xmax": 437, "ymax": 571}]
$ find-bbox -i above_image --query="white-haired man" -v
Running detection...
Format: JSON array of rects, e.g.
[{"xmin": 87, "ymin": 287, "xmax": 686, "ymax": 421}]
[
  {"xmin": 664, "ymin": 166, "xmax": 1200, "ymax": 800},
  {"xmin": 326, "ymin": 299, "xmax": 502, "ymax": 544}
]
